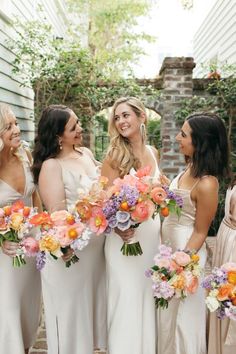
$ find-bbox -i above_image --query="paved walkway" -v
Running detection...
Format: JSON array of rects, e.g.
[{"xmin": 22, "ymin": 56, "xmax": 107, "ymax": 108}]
[{"xmin": 30, "ymin": 237, "xmax": 216, "ymax": 354}]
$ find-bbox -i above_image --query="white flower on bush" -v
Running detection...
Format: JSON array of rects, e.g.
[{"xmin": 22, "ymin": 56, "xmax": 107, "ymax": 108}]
[{"xmin": 205, "ymin": 296, "xmax": 220, "ymax": 312}]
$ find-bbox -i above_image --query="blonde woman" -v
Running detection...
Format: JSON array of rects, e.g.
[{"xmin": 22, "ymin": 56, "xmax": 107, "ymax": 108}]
[
  {"xmin": 0, "ymin": 103, "xmax": 42, "ymax": 354},
  {"xmin": 101, "ymin": 97, "xmax": 161, "ymax": 354}
]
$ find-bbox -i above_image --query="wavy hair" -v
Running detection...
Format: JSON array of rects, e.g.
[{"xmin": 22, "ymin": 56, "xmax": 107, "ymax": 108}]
[
  {"xmin": 0, "ymin": 103, "xmax": 15, "ymax": 151},
  {"xmin": 32, "ymin": 105, "xmax": 72, "ymax": 183},
  {"xmin": 106, "ymin": 97, "xmax": 147, "ymax": 177},
  {"xmin": 186, "ymin": 112, "xmax": 230, "ymax": 179}
]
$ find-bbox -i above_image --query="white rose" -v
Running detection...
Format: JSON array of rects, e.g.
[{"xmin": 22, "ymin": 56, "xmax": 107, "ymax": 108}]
[{"xmin": 205, "ymin": 296, "xmax": 220, "ymax": 312}]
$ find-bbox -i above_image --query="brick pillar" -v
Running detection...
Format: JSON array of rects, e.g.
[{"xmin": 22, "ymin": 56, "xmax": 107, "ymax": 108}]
[{"xmin": 159, "ymin": 57, "xmax": 196, "ymax": 179}]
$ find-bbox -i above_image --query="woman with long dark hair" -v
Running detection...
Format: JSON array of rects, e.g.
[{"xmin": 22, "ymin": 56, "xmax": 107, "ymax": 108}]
[
  {"xmin": 32, "ymin": 104, "xmax": 106, "ymax": 354},
  {"xmin": 158, "ymin": 112, "xmax": 230, "ymax": 354}
]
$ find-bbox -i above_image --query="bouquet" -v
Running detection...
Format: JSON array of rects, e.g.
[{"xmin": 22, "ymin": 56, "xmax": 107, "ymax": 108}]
[
  {"xmin": 146, "ymin": 244, "xmax": 202, "ymax": 308},
  {"xmin": 201, "ymin": 262, "xmax": 236, "ymax": 320},
  {"xmin": 0, "ymin": 200, "xmax": 39, "ymax": 267},
  {"xmin": 102, "ymin": 166, "xmax": 183, "ymax": 256},
  {"xmin": 30, "ymin": 209, "xmax": 93, "ymax": 268}
]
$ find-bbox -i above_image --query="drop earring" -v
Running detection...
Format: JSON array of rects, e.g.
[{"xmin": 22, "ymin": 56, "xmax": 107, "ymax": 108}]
[
  {"xmin": 140, "ymin": 123, "xmax": 146, "ymax": 143},
  {"xmin": 59, "ymin": 139, "xmax": 63, "ymax": 150}
]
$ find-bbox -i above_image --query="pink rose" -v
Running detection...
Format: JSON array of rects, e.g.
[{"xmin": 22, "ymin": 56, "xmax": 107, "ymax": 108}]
[
  {"xmin": 185, "ymin": 271, "xmax": 199, "ymax": 294},
  {"xmin": 51, "ymin": 210, "xmax": 69, "ymax": 226},
  {"xmin": 22, "ymin": 237, "xmax": 39, "ymax": 256},
  {"xmin": 172, "ymin": 251, "xmax": 191, "ymax": 266},
  {"xmin": 131, "ymin": 199, "xmax": 155, "ymax": 223},
  {"xmin": 150, "ymin": 187, "xmax": 167, "ymax": 205}
]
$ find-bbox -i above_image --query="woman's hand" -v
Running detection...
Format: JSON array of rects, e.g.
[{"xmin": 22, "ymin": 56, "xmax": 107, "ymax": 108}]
[
  {"xmin": 62, "ymin": 248, "xmax": 75, "ymax": 263},
  {"xmin": 159, "ymin": 174, "xmax": 170, "ymax": 186},
  {"xmin": 114, "ymin": 227, "xmax": 135, "ymax": 242},
  {"xmin": 2, "ymin": 241, "xmax": 19, "ymax": 257}
]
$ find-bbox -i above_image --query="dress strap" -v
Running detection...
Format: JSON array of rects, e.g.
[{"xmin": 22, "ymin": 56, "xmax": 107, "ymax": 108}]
[{"xmin": 146, "ymin": 145, "xmax": 159, "ymax": 178}]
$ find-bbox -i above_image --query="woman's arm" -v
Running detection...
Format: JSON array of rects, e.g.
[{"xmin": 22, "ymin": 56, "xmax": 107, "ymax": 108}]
[
  {"xmin": 38, "ymin": 159, "xmax": 66, "ymax": 212},
  {"xmin": 101, "ymin": 158, "xmax": 120, "ymax": 187},
  {"xmin": 185, "ymin": 176, "xmax": 219, "ymax": 251}
]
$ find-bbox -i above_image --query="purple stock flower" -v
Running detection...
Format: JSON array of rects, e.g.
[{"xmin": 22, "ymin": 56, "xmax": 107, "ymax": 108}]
[{"xmin": 36, "ymin": 251, "xmax": 46, "ymax": 271}]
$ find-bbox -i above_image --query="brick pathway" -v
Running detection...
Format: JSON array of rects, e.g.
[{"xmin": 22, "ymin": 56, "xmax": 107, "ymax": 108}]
[{"xmin": 30, "ymin": 237, "xmax": 216, "ymax": 354}]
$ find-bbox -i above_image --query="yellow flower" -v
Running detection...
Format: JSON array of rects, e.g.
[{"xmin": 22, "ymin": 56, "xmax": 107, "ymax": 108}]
[
  {"xmin": 10, "ymin": 213, "xmax": 24, "ymax": 231},
  {"xmin": 228, "ymin": 271, "xmax": 236, "ymax": 285},
  {"xmin": 191, "ymin": 254, "xmax": 200, "ymax": 263},
  {"xmin": 39, "ymin": 235, "xmax": 60, "ymax": 253}
]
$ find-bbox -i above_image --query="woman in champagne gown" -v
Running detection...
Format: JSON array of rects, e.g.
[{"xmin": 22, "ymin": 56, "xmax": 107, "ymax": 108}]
[
  {"xmin": 101, "ymin": 97, "xmax": 161, "ymax": 354},
  {"xmin": 0, "ymin": 103, "xmax": 42, "ymax": 354},
  {"xmin": 32, "ymin": 105, "xmax": 106, "ymax": 354},
  {"xmin": 158, "ymin": 112, "xmax": 230, "ymax": 354},
  {"xmin": 208, "ymin": 180, "xmax": 236, "ymax": 354}
]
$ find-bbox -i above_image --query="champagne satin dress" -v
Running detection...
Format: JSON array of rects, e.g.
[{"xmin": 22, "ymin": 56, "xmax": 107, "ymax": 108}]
[
  {"xmin": 0, "ymin": 147, "xmax": 41, "ymax": 353},
  {"xmin": 208, "ymin": 185, "xmax": 236, "ymax": 354},
  {"xmin": 158, "ymin": 172, "xmax": 207, "ymax": 354}
]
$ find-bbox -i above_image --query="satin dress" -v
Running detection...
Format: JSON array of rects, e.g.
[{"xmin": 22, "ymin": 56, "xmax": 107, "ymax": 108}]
[
  {"xmin": 0, "ymin": 147, "xmax": 41, "ymax": 353},
  {"xmin": 158, "ymin": 172, "xmax": 207, "ymax": 354},
  {"xmin": 41, "ymin": 158, "xmax": 106, "ymax": 354},
  {"xmin": 105, "ymin": 146, "xmax": 161, "ymax": 354},
  {"xmin": 208, "ymin": 185, "xmax": 236, "ymax": 354}
]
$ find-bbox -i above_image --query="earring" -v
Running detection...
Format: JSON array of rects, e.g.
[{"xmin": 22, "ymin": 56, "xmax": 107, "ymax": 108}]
[
  {"xmin": 58, "ymin": 139, "xmax": 63, "ymax": 150},
  {"xmin": 0, "ymin": 137, "xmax": 4, "ymax": 151},
  {"xmin": 140, "ymin": 123, "xmax": 146, "ymax": 143}
]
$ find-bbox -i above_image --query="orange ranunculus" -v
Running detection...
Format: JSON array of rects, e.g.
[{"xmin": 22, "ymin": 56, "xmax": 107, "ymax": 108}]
[
  {"xmin": 150, "ymin": 187, "xmax": 167, "ymax": 205},
  {"xmin": 120, "ymin": 201, "xmax": 129, "ymax": 211},
  {"xmin": 228, "ymin": 271, "xmax": 236, "ymax": 285},
  {"xmin": 10, "ymin": 213, "xmax": 24, "ymax": 230},
  {"xmin": 23, "ymin": 206, "xmax": 31, "ymax": 217},
  {"xmin": 11, "ymin": 200, "xmax": 24, "ymax": 212},
  {"xmin": 39, "ymin": 235, "xmax": 60, "ymax": 253},
  {"xmin": 3, "ymin": 205, "xmax": 12, "ymax": 216},
  {"xmin": 76, "ymin": 201, "xmax": 92, "ymax": 221},
  {"xmin": 135, "ymin": 165, "xmax": 152, "ymax": 178},
  {"xmin": 30, "ymin": 212, "xmax": 52, "ymax": 227},
  {"xmin": 131, "ymin": 199, "xmax": 155, "ymax": 223},
  {"xmin": 217, "ymin": 283, "xmax": 235, "ymax": 301}
]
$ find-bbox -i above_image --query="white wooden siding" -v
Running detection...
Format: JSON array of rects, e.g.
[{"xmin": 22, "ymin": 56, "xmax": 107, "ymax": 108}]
[
  {"xmin": 193, "ymin": 0, "xmax": 236, "ymax": 77},
  {"xmin": 0, "ymin": 0, "xmax": 69, "ymax": 142}
]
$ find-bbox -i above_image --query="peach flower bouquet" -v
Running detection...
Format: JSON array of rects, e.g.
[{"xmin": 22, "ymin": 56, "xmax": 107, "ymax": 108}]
[
  {"xmin": 0, "ymin": 200, "xmax": 40, "ymax": 267},
  {"xmin": 202, "ymin": 262, "xmax": 236, "ymax": 320},
  {"xmin": 146, "ymin": 244, "xmax": 202, "ymax": 309},
  {"xmin": 102, "ymin": 166, "xmax": 183, "ymax": 256}
]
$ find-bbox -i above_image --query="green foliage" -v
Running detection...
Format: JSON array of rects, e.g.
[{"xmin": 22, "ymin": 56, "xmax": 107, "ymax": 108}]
[{"xmin": 66, "ymin": 0, "xmax": 155, "ymax": 78}]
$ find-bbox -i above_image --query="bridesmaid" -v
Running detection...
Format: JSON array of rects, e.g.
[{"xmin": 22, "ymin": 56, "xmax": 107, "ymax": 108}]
[
  {"xmin": 0, "ymin": 103, "xmax": 42, "ymax": 354},
  {"xmin": 208, "ymin": 174, "xmax": 236, "ymax": 354},
  {"xmin": 158, "ymin": 112, "xmax": 230, "ymax": 354},
  {"xmin": 32, "ymin": 104, "xmax": 106, "ymax": 354},
  {"xmin": 101, "ymin": 97, "xmax": 161, "ymax": 354}
]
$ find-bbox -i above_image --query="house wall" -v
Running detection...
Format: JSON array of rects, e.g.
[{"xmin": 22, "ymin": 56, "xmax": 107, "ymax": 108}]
[
  {"xmin": 0, "ymin": 0, "xmax": 69, "ymax": 141},
  {"xmin": 193, "ymin": 0, "xmax": 236, "ymax": 77}
]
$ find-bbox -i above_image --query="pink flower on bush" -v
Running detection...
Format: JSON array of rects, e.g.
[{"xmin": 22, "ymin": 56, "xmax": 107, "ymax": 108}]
[
  {"xmin": 22, "ymin": 237, "xmax": 39, "ymax": 256},
  {"xmin": 172, "ymin": 251, "xmax": 191, "ymax": 266},
  {"xmin": 150, "ymin": 187, "xmax": 167, "ymax": 205},
  {"xmin": 131, "ymin": 199, "xmax": 155, "ymax": 223},
  {"xmin": 51, "ymin": 210, "xmax": 69, "ymax": 226},
  {"xmin": 89, "ymin": 207, "xmax": 108, "ymax": 235}
]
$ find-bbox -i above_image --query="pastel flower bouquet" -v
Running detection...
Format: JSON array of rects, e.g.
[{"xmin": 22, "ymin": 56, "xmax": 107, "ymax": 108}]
[
  {"xmin": 0, "ymin": 200, "xmax": 39, "ymax": 267},
  {"xmin": 102, "ymin": 166, "xmax": 183, "ymax": 256},
  {"xmin": 29, "ymin": 209, "xmax": 93, "ymax": 269},
  {"xmin": 202, "ymin": 262, "xmax": 236, "ymax": 320},
  {"xmin": 146, "ymin": 244, "xmax": 202, "ymax": 308}
]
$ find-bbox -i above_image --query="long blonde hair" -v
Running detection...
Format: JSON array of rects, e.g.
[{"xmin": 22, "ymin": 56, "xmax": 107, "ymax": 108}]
[
  {"xmin": 0, "ymin": 103, "xmax": 16, "ymax": 151},
  {"xmin": 106, "ymin": 97, "xmax": 147, "ymax": 177}
]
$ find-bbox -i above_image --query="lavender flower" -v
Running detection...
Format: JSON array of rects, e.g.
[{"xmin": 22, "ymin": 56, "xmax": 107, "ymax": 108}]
[
  {"xmin": 153, "ymin": 281, "xmax": 174, "ymax": 300},
  {"xmin": 36, "ymin": 251, "xmax": 46, "ymax": 271}
]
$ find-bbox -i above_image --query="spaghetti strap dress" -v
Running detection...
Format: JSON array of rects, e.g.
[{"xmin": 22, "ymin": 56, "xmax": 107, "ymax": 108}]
[
  {"xmin": 158, "ymin": 172, "xmax": 207, "ymax": 354},
  {"xmin": 208, "ymin": 185, "xmax": 236, "ymax": 354},
  {"xmin": 41, "ymin": 158, "xmax": 107, "ymax": 354},
  {"xmin": 105, "ymin": 145, "xmax": 161, "ymax": 354},
  {"xmin": 0, "ymin": 147, "xmax": 41, "ymax": 353}
]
